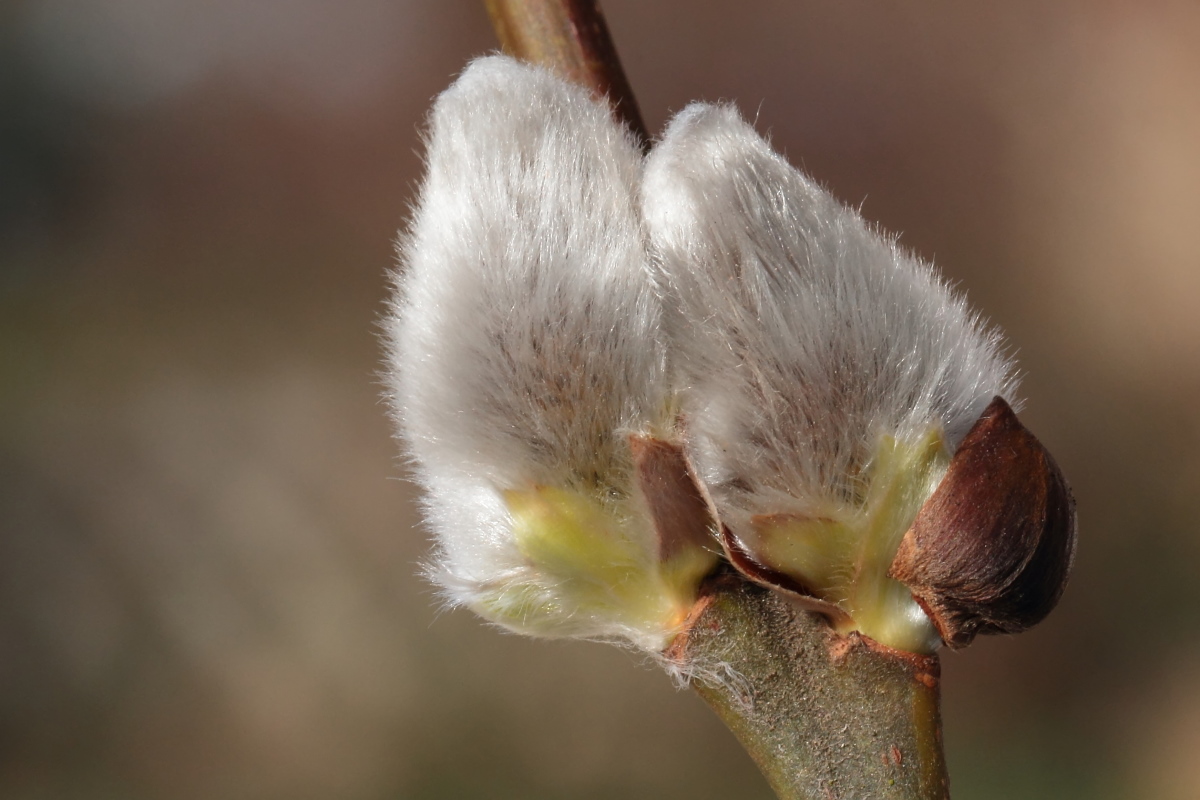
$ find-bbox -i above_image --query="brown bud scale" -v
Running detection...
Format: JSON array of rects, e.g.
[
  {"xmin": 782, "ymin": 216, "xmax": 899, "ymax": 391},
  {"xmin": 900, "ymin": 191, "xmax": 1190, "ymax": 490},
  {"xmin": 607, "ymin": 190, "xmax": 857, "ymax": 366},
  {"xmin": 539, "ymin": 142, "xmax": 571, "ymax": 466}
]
[
  {"xmin": 629, "ymin": 434, "xmax": 717, "ymax": 562},
  {"xmin": 889, "ymin": 397, "xmax": 1077, "ymax": 648}
]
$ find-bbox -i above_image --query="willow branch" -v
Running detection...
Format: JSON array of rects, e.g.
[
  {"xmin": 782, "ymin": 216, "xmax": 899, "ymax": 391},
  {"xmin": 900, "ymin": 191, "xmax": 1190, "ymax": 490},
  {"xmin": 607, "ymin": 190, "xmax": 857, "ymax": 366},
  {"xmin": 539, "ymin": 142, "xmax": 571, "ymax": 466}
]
[{"xmin": 667, "ymin": 576, "xmax": 949, "ymax": 800}]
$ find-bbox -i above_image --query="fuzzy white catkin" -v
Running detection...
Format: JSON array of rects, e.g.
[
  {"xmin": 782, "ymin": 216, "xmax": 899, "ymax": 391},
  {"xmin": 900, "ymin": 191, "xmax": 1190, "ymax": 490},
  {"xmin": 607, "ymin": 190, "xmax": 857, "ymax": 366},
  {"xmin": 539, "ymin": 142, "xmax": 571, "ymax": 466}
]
[
  {"xmin": 387, "ymin": 55, "xmax": 1018, "ymax": 651},
  {"xmin": 386, "ymin": 57, "xmax": 673, "ymax": 646},
  {"xmin": 641, "ymin": 103, "xmax": 1018, "ymax": 530}
]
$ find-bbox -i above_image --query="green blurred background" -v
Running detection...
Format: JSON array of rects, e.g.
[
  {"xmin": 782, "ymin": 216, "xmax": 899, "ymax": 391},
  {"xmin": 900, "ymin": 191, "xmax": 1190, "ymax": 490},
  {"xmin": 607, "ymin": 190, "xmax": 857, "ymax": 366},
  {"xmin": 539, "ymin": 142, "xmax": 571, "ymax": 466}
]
[{"xmin": 2, "ymin": 1, "xmax": 1198, "ymax": 798}]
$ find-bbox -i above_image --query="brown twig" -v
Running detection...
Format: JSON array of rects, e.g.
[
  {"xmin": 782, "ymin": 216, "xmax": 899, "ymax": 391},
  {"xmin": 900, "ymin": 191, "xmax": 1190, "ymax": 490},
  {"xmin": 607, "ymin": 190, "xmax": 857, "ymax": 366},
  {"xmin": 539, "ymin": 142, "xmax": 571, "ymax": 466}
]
[{"xmin": 483, "ymin": 0, "xmax": 649, "ymax": 145}]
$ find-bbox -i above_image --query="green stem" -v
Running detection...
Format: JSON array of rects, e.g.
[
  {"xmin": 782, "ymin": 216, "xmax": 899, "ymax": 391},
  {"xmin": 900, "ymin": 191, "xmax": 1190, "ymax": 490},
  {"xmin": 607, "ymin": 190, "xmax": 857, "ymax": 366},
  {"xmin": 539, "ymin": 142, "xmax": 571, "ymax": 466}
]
[{"xmin": 667, "ymin": 575, "xmax": 949, "ymax": 800}]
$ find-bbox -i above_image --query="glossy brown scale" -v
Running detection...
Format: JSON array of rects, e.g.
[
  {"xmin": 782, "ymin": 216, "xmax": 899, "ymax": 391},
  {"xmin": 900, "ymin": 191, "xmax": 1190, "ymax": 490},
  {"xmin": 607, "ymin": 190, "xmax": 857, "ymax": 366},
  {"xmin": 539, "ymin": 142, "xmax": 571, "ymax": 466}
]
[{"xmin": 889, "ymin": 397, "xmax": 1077, "ymax": 649}]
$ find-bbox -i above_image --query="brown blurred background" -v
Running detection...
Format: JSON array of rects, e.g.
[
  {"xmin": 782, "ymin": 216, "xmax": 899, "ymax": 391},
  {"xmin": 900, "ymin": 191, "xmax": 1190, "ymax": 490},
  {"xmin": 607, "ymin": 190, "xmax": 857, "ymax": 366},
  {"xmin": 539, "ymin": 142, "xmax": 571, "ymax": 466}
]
[{"xmin": 2, "ymin": 1, "xmax": 1198, "ymax": 798}]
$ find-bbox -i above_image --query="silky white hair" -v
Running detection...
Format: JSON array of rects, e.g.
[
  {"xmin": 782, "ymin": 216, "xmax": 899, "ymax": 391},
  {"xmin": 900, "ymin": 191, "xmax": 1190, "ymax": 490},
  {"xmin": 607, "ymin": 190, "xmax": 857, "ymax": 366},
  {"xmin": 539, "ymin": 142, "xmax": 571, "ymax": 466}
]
[
  {"xmin": 385, "ymin": 56, "xmax": 671, "ymax": 643},
  {"xmin": 385, "ymin": 55, "xmax": 1017, "ymax": 647},
  {"xmin": 642, "ymin": 103, "xmax": 1017, "ymax": 527}
]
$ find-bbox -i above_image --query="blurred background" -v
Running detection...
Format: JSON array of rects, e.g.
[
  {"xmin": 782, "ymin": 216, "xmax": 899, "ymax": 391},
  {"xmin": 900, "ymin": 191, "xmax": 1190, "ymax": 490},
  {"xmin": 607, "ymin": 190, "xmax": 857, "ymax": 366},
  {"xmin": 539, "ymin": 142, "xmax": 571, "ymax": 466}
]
[{"xmin": 2, "ymin": 1, "xmax": 1198, "ymax": 798}]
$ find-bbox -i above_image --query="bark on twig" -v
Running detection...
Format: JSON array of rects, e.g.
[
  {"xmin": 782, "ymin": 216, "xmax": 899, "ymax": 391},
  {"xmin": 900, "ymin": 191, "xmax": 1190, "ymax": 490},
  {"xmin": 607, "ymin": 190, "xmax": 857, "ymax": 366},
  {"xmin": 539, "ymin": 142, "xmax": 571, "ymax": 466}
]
[
  {"xmin": 483, "ymin": 0, "xmax": 649, "ymax": 143},
  {"xmin": 667, "ymin": 575, "xmax": 949, "ymax": 800}
]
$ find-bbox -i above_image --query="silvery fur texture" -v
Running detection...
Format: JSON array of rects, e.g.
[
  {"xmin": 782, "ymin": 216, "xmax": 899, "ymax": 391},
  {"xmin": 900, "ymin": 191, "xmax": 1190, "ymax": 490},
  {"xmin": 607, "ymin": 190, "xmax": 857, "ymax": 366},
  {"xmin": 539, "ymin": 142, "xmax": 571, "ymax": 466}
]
[
  {"xmin": 386, "ymin": 57, "xmax": 672, "ymax": 646},
  {"xmin": 386, "ymin": 55, "xmax": 1017, "ymax": 649},
  {"xmin": 643, "ymin": 104, "xmax": 1018, "ymax": 538}
]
